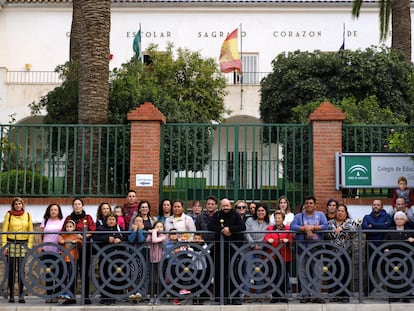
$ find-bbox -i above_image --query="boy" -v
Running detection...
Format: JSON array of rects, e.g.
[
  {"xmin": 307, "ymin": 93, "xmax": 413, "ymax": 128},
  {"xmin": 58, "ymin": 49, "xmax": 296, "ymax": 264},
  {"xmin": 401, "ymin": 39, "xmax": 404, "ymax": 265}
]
[{"xmin": 392, "ymin": 176, "xmax": 414, "ymax": 209}]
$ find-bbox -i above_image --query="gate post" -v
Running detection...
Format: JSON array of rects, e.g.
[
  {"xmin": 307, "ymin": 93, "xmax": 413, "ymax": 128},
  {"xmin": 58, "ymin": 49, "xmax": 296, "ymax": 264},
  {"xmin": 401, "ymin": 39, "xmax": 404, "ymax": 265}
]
[
  {"xmin": 308, "ymin": 102, "xmax": 345, "ymax": 207},
  {"xmin": 127, "ymin": 102, "xmax": 166, "ymax": 214}
]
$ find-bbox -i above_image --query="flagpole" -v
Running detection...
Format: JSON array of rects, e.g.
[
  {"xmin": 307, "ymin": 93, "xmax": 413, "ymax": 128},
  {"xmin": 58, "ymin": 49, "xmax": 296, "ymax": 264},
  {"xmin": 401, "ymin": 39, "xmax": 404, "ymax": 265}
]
[{"xmin": 239, "ymin": 23, "xmax": 243, "ymax": 110}]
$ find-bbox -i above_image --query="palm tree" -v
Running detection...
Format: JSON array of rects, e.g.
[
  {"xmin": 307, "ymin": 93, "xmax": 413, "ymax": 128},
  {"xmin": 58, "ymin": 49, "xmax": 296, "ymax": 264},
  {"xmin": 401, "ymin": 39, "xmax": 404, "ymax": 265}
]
[
  {"xmin": 68, "ymin": 0, "xmax": 111, "ymax": 193},
  {"xmin": 352, "ymin": 0, "xmax": 411, "ymax": 62}
]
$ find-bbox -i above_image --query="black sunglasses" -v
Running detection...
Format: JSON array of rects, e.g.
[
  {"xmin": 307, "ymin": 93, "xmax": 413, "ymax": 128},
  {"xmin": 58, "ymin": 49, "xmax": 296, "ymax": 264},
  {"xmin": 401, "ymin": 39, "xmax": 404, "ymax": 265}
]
[{"xmin": 236, "ymin": 205, "xmax": 246, "ymax": 209}]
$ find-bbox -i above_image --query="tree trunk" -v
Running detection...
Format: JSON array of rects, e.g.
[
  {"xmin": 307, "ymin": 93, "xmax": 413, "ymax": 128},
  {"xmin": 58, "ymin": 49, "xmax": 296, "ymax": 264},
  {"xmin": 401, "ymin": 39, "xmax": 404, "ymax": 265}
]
[
  {"xmin": 69, "ymin": 0, "xmax": 82, "ymax": 63},
  {"xmin": 392, "ymin": 0, "xmax": 411, "ymax": 62},
  {"xmin": 78, "ymin": 0, "xmax": 110, "ymax": 124},
  {"xmin": 76, "ymin": 0, "xmax": 111, "ymax": 194}
]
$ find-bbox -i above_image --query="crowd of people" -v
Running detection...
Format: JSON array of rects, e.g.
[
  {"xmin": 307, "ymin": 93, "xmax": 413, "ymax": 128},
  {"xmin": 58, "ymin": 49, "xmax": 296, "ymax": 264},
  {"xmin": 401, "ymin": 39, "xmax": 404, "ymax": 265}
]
[{"xmin": 2, "ymin": 176, "xmax": 414, "ymax": 305}]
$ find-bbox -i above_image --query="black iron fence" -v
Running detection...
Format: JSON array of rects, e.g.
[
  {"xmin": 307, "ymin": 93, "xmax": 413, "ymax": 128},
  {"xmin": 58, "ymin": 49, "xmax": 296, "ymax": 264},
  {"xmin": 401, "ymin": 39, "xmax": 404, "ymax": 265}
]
[{"xmin": 1, "ymin": 229, "xmax": 414, "ymax": 305}]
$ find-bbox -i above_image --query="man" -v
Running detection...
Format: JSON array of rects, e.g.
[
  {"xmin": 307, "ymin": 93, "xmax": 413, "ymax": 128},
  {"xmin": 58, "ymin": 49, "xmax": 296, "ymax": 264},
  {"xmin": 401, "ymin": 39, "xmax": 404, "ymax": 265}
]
[
  {"xmin": 208, "ymin": 198, "xmax": 246, "ymax": 305},
  {"xmin": 361, "ymin": 199, "xmax": 391, "ymax": 295},
  {"xmin": 290, "ymin": 196, "xmax": 329, "ymax": 303},
  {"xmin": 195, "ymin": 196, "xmax": 218, "ymax": 242},
  {"xmin": 123, "ymin": 189, "xmax": 139, "ymax": 230}
]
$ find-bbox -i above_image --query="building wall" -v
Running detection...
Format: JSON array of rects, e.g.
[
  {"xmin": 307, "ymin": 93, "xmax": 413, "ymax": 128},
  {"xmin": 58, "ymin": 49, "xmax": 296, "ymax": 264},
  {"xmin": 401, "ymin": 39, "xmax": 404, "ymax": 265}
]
[{"xmin": 0, "ymin": 1, "xmax": 408, "ymax": 124}]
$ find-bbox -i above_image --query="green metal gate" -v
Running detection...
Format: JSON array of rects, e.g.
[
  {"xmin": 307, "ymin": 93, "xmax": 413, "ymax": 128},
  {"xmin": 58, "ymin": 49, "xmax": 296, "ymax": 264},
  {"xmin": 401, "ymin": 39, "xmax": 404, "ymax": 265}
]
[{"xmin": 160, "ymin": 123, "xmax": 312, "ymax": 211}]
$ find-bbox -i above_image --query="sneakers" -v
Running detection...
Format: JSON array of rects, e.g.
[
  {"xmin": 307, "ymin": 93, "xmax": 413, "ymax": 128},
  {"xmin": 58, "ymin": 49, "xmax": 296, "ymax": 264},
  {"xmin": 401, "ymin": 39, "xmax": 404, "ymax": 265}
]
[
  {"xmin": 128, "ymin": 292, "xmax": 142, "ymax": 301},
  {"xmin": 179, "ymin": 289, "xmax": 191, "ymax": 295},
  {"xmin": 173, "ymin": 298, "xmax": 181, "ymax": 305},
  {"xmin": 59, "ymin": 293, "xmax": 71, "ymax": 300}
]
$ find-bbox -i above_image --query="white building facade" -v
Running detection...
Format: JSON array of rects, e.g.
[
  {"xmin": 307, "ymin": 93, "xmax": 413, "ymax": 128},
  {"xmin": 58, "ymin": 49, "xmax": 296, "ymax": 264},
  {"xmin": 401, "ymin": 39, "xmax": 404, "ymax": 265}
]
[{"xmin": 1, "ymin": 0, "xmax": 410, "ymax": 125}]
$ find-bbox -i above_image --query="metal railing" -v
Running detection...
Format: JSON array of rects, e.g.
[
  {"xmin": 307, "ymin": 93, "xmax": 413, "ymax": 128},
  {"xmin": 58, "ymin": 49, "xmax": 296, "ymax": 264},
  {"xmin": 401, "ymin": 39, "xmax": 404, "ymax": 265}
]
[
  {"xmin": 160, "ymin": 123, "xmax": 312, "ymax": 209},
  {"xmin": 1, "ymin": 228, "xmax": 413, "ymax": 305},
  {"xmin": 0, "ymin": 124, "xmax": 130, "ymax": 197}
]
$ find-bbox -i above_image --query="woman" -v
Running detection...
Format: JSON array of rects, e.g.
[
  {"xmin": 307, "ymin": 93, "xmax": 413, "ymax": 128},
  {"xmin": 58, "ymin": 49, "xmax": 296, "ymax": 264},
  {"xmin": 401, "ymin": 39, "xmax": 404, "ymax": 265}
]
[
  {"xmin": 327, "ymin": 203, "xmax": 357, "ymax": 303},
  {"xmin": 2, "ymin": 197, "xmax": 34, "ymax": 303},
  {"xmin": 96, "ymin": 202, "xmax": 112, "ymax": 231},
  {"xmin": 61, "ymin": 198, "xmax": 96, "ymax": 305},
  {"xmin": 138, "ymin": 200, "xmax": 157, "ymax": 231},
  {"xmin": 164, "ymin": 200, "xmax": 196, "ymax": 239},
  {"xmin": 243, "ymin": 204, "xmax": 270, "ymax": 301},
  {"xmin": 234, "ymin": 200, "xmax": 249, "ymax": 223},
  {"xmin": 270, "ymin": 196, "xmax": 294, "ymax": 226},
  {"xmin": 263, "ymin": 211, "xmax": 293, "ymax": 303},
  {"xmin": 384, "ymin": 211, "xmax": 414, "ymax": 303},
  {"xmin": 248, "ymin": 202, "xmax": 257, "ymax": 217},
  {"xmin": 158, "ymin": 199, "xmax": 172, "ymax": 224},
  {"xmin": 39, "ymin": 203, "xmax": 66, "ymax": 303},
  {"xmin": 325, "ymin": 198, "xmax": 339, "ymax": 220}
]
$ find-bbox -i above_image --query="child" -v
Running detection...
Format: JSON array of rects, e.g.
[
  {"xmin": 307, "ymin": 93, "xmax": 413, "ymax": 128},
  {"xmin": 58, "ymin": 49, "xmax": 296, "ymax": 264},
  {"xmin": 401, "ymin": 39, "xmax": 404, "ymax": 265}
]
[
  {"xmin": 188, "ymin": 233, "xmax": 210, "ymax": 305},
  {"xmin": 146, "ymin": 221, "xmax": 167, "ymax": 305},
  {"xmin": 58, "ymin": 220, "xmax": 82, "ymax": 303},
  {"xmin": 128, "ymin": 215, "xmax": 148, "ymax": 302},
  {"xmin": 163, "ymin": 228, "xmax": 189, "ymax": 305},
  {"xmin": 392, "ymin": 176, "xmax": 414, "ymax": 209},
  {"xmin": 95, "ymin": 212, "xmax": 126, "ymax": 305},
  {"xmin": 114, "ymin": 205, "xmax": 126, "ymax": 230}
]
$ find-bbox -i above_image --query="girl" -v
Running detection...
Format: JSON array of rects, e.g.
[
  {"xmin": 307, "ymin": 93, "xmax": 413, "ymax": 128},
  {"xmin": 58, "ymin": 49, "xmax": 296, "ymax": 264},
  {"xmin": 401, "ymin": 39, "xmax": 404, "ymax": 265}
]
[
  {"xmin": 147, "ymin": 221, "xmax": 167, "ymax": 305},
  {"xmin": 95, "ymin": 212, "xmax": 127, "ymax": 305},
  {"xmin": 58, "ymin": 220, "xmax": 83, "ymax": 303},
  {"xmin": 114, "ymin": 205, "xmax": 126, "ymax": 230},
  {"xmin": 270, "ymin": 196, "xmax": 294, "ymax": 226}
]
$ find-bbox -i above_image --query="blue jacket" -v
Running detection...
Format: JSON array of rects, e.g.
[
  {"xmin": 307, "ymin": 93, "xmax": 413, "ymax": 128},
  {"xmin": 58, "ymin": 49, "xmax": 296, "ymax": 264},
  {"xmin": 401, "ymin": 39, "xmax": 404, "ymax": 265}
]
[{"xmin": 361, "ymin": 209, "xmax": 391, "ymax": 244}]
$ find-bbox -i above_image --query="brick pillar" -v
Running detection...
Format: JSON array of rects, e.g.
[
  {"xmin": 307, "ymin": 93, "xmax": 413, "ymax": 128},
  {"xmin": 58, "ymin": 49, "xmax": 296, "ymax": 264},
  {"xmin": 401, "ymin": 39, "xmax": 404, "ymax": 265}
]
[
  {"xmin": 127, "ymin": 102, "xmax": 166, "ymax": 213},
  {"xmin": 308, "ymin": 102, "xmax": 346, "ymax": 208}
]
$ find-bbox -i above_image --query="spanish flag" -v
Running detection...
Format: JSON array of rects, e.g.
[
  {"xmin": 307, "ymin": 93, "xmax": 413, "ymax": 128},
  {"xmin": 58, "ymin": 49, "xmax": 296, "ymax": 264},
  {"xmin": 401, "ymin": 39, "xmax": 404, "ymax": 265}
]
[{"xmin": 219, "ymin": 29, "xmax": 242, "ymax": 73}]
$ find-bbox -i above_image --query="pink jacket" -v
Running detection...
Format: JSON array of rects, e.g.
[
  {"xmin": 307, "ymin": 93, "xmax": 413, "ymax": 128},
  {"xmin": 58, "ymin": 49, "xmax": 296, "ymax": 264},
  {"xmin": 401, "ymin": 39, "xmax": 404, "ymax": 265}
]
[{"xmin": 146, "ymin": 230, "xmax": 167, "ymax": 263}]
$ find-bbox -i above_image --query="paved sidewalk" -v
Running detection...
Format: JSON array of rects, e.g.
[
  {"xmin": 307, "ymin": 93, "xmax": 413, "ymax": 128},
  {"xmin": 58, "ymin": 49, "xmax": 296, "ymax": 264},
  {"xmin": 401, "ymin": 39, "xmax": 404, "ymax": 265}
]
[{"xmin": 0, "ymin": 296, "xmax": 409, "ymax": 311}]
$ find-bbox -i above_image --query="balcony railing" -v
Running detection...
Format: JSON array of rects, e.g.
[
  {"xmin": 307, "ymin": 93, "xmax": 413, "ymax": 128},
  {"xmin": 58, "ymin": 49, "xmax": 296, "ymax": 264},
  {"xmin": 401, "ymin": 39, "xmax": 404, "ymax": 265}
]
[
  {"xmin": 4, "ymin": 70, "xmax": 269, "ymax": 86},
  {"xmin": 5, "ymin": 70, "xmax": 63, "ymax": 84},
  {"xmin": 222, "ymin": 71, "xmax": 269, "ymax": 85}
]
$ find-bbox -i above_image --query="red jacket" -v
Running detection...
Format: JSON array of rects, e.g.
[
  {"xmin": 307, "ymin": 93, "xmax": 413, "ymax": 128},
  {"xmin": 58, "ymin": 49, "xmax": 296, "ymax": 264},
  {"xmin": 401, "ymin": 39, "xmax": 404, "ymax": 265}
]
[{"xmin": 263, "ymin": 224, "xmax": 294, "ymax": 262}]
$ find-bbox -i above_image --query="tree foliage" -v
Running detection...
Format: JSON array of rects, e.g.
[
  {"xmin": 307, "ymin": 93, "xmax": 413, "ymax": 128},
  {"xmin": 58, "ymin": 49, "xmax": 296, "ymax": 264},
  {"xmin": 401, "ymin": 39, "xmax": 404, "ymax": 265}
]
[
  {"xmin": 109, "ymin": 43, "xmax": 227, "ymax": 177},
  {"xmin": 30, "ymin": 44, "xmax": 227, "ymax": 183},
  {"xmin": 260, "ymin": 47, "xmax": 414, "ymax": 125},
  {"xmin": 291, "ymin": 96, "xmax": 407, "ymax": 125},
  {"xmin": 109, "ymin": 43, "xmax": 226, "ymax": 124}
]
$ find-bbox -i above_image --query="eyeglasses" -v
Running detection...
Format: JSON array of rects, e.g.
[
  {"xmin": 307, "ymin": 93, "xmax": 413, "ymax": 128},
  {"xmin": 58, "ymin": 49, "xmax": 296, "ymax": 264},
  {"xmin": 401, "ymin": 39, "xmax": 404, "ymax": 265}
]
[{"xmin": 236, "ymin": 205, "xmax": 246, "ymax": 209}]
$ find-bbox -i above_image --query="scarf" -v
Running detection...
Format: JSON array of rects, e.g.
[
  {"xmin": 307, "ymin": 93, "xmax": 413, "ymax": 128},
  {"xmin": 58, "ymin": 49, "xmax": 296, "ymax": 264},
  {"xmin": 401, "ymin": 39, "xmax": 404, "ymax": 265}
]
[
  {"xmin": 70, "ymin": 210, "xmax": 86, "ymax": 222},
  {"xmin": 9, "ymin": 209, "xmax": 24, "ymax": 217},
  {"xmin": 273, "ymin": 224, "xmax": 285, "ymax": 231}
]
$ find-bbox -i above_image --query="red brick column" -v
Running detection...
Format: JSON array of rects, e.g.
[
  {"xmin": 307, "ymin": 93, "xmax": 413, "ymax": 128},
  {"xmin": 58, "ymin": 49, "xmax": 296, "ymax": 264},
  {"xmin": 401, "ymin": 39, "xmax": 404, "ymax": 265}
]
[
  {"xmin": 127, "ymin": 102, "xmax": 166, "ymax": 213},
  {"xmin": 308, "ymin": 102, "xmax": 345, "ymax": 208}
]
